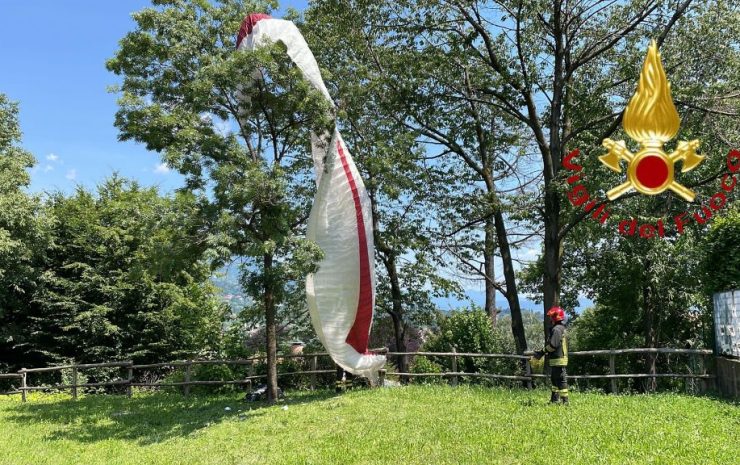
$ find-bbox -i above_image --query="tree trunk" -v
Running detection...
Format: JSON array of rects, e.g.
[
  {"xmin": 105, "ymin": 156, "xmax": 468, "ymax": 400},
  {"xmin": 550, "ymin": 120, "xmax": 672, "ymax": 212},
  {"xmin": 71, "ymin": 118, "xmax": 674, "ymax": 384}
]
[
  {"xmin": 369, "ymin": 183, "xmax": 408, "ymax": 374},
  {"xmin": 263, "ymin": 253, "xmax": 279, "ymax": 403},
  {"xmin": 542, "ymin": 198, "xmax": 562, "ymax": 339},
  {"xmin": 484, "ymin": 216, "xmax": 497, "ymax": 326},
  {"xmin": 543, "ymin": 0, "xmax": 565, "ymax": 340},
  {"xmin": 493, "ymin": 210, "xmax": 527, "ymax": 354},
  {"xmin": 385, "ymin": 253, "xmax": 408, "ymax": 375},
  {"xmin": 389, "ymin": 310, "xmax": 408, "ymax": 375}
]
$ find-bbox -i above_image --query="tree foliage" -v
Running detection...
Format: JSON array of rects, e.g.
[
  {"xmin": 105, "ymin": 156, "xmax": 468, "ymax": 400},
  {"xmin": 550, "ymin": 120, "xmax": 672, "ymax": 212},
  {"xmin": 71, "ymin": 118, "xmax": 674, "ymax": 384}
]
[
  {"xmin": 701, "ymin": 208, "xmax": 740, "ymax": 294},
  {"xmin": 1, "ymin": 174, "xmax": 227, "ymax": 372},
  {"xmin": 423, "ymin": 307, "xmax": 518, "ymax": 378},
  {"xmin": 4, "ymin": 1, "xmax": 740, "ymax": 387},
  {"xmin": 0, "ymin": 94, "xmax": 52, "ymax": 372}
]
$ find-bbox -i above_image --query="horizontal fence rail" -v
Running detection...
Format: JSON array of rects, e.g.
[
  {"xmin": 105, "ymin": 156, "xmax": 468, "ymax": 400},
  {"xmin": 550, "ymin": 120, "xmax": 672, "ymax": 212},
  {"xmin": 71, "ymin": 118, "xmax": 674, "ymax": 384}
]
[
  {"xmin": 382, "ymin": 348, "xmax": 714, "ymax": 393},
  {"xmin": 0, "ymin": 373, "xmax": 23, "ymax": 396},
  {"xmin": 0, "ymin": 348, "xmax": 716, "ymax": 402}
]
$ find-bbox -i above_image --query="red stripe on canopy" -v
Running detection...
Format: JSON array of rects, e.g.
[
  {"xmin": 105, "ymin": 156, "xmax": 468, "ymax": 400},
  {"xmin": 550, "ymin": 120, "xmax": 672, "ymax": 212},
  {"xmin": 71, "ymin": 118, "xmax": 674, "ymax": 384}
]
[
  {"xmin": 337, "ymin": 140, "xmax": 373, "ymax": 354},
  {"xmin": 236, "ymin": 13, "xmax": 271, "ymax": 49}
]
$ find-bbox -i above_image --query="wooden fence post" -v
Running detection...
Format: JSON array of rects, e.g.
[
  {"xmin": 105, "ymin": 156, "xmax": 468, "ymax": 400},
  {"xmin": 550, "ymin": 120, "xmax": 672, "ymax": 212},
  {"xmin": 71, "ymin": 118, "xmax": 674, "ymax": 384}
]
[
  {"xmin": 126, "ymin": 361, "xmax": 133, "ymax": 398},
  {"xmin": 609, "ymin": 350, "xmax": 618, "ymax": 394},
  {"xmin": 451, "ymin": 348, "xmax": 458, "ymax": 387},
  {"xmin": 379, "ymin": 368, "xmax": 386, "ymax": 387},
  {"xmin": 686, "ymin": 352, "xmax": 695, "ymax": 394},
  {"xmin": 698, "ymin": 354, "xmax": 708, "ymax": 394},
  {"xmin": 20, "ymin": 369, "xmax": 27, "ymax": 403},
  {"xmin": 71, "ymin": 366, "xmax": 78, "ymax": 399},
  {"xmin": 184, "ymin": 360, "xmax": 192, "ymax": 397},
  {"xmin": 310, "ymin": 356, "xmax": 317, "ymax": 391},
  {"xmin": 247, "ymin": 359, "xmax": 255, "ymax": 390},
  {"xmin": 525, "ymin": 358, "xmax": 532, "ymax": 389}
]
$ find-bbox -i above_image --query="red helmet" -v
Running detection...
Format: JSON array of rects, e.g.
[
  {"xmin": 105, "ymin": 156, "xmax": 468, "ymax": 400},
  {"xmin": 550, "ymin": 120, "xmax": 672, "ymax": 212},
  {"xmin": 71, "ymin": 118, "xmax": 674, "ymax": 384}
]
[{"xmin": 547, "ymin": 306, "xmax": 565, "ymax": 323}]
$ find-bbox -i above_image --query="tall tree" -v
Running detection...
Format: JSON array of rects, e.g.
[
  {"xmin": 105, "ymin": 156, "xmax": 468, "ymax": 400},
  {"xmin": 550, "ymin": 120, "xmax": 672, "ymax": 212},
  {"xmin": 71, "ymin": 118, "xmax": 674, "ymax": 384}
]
[
  {"xmin": 421, "ymin": 0, "xmax": 700, "ymax": 337},
  {"xmin": 108, "ymin": 1, "xmax": 330, "ymax": 401},
  {"xmin": 0, "ymin": 94, "xmax": 51, "ymax": 371},
  {"xmin": 537, "ymin": 0, "xmax": 740, "ymax": 382},
  {"xmin": 4, "ymin": 177, "xmax": 227, "ymax": 371}
]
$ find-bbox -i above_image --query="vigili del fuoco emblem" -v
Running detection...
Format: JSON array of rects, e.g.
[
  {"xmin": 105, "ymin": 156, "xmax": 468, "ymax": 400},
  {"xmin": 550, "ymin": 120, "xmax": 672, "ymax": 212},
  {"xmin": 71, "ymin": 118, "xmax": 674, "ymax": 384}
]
[{"xmin": 599, "ymin": 40, "xmax": 705, "ymax": 202}]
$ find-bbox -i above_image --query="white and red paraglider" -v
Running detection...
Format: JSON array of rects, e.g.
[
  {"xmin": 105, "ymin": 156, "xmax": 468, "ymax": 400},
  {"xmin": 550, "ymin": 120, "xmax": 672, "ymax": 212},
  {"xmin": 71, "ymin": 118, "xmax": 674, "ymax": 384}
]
[{"xmin": 236, "ymin": 14, "xmax": 385, "ymax": 381}]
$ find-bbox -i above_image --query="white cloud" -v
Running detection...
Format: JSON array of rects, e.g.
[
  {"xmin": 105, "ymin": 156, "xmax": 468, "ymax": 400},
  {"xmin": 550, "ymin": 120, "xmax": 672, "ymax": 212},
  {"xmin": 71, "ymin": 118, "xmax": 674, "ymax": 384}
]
[
  {"xmin": 65, "ymin": 169, "xmax": 77, "ymax": 180},
  {"xmin": 44, "ymin": 165, "xmax": 54, "ymax": 172},
  {"xmin": 46, "ymin": 153, "xmax": 59, "ymax": 162},
  {"xmin": 154, "ymin": 163, "xmax": 171, "ymax": 174}
]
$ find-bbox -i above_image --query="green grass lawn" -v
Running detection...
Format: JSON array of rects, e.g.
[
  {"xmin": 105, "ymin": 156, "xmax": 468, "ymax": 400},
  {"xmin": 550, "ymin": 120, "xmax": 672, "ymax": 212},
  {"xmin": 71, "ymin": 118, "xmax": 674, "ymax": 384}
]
[{"xmin": 1, "ymin": 386, "xmax": 738, "ymax": 465}]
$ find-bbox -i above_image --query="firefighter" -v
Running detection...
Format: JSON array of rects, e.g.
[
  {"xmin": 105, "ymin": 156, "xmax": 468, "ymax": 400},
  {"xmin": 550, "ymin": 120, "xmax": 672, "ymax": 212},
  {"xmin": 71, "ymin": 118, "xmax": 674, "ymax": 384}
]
[{"xmin": 534, "ymin": 306, "xmax": 569, "ymax": 404}]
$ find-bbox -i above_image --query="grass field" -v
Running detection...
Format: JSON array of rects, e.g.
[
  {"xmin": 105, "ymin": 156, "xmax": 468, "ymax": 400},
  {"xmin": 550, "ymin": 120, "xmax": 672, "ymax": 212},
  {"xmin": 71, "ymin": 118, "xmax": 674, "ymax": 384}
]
[{"xmin": 1, "ymin": 386, "xmax": 738, "ymax": 465}]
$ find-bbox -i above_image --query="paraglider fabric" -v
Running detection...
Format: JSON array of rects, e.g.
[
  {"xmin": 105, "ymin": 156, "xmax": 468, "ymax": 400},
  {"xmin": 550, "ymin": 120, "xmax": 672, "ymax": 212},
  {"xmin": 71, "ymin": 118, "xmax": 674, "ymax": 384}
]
[{"xmin": 236, "ymin": 14, "xmax": 385, "ymax": 380}]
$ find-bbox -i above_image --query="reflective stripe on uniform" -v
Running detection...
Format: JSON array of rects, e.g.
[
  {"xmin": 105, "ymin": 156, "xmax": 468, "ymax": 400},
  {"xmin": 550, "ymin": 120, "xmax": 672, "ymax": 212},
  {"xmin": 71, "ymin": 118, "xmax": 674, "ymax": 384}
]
[{"xmin": 549, "ymin": 334, "xmax": 568, "ymax": 366}]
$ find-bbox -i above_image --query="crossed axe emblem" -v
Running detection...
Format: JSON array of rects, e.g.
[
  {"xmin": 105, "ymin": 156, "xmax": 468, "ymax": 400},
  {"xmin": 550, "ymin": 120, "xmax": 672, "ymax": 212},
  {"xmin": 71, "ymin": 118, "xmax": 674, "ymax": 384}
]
[{"xmin": 600, "ymin": 138, "xmax": 704, "ymax": 202}]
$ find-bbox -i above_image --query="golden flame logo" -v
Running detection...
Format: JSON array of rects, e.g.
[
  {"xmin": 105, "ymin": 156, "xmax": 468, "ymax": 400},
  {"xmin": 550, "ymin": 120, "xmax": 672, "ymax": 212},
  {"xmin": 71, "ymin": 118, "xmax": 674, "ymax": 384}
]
[{"xmin": 600, "ymin": 40, "xmax": 704, "ymax": 201}]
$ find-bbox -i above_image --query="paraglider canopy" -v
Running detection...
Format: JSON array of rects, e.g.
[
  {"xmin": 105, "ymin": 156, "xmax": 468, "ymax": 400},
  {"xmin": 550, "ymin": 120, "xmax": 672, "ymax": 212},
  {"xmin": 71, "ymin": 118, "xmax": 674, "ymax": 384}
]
[
  {"xmin": 236, "ymin": 13, "xmax": 271, "ymax": 49},
  {"xmin": 234, "ymin": 13, "xmax": 386, "ymax": 381}
]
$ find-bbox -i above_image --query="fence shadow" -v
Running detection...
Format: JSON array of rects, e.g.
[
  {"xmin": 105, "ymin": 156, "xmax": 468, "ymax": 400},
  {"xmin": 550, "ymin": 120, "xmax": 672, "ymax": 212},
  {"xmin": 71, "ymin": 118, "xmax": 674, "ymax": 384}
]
[{"xmin": 5, "ymin": 389, "xmax": 336, "ymax": 445}]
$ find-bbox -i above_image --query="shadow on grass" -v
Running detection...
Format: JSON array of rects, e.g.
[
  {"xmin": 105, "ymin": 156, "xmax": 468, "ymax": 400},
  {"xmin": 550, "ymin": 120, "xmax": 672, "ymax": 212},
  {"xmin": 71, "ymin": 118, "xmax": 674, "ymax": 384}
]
[{"xmin": 6, "ymin": 389, "xmax": 337, "ymax": 445}]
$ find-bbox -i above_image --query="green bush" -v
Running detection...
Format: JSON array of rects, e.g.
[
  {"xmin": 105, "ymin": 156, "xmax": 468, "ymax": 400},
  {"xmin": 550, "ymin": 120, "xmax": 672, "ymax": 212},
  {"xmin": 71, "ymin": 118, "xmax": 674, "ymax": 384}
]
[
  {"xmin": 250, "ymin": 354, "xmax": 336, "ymax": 391},
  {"xmin": 409, "ymin": 356, "xmax": 445, "ymax": 385},
  {"xmin": 162, "ymin": 363, "xmax": 240, "ymax": 394},
  {"xmin": 701, "ymin": 209, "xmax": 740, "ymax": 294},
  {"xmin": 60, "ymin": 366, "xmax": 89, "ymax": 391},
  {"xmin": 275, "ymin": 358, "xmax": 312, "ymax": 390},
  {"xmin": 423, "ymin": 307, "xmax": 519, "ymax": 383}
]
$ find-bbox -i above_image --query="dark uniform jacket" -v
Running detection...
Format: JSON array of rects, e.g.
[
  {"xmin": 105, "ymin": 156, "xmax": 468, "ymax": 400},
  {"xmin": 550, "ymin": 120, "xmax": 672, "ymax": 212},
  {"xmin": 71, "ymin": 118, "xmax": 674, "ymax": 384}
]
[{"xmin": 546, "ymin": 324, "xmax": 568, "ymax": 367}]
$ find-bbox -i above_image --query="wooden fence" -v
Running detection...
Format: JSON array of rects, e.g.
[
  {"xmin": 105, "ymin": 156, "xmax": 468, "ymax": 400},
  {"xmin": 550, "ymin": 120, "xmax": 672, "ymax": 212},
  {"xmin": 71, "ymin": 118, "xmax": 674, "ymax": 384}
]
[
  {"xmin": 0, "ymin": 373, "xmax": 22, "ymax": 396},
  {"xmin": 1, "ymin": 353, "xmax": 339, "ymax": 402},
  {"xmin": 384, "ymin": 348, "xmax": 714, "ymax": 394},
  {"xmin": 0, "ymin": 348, "xmax": 714, "ymax": 402}
]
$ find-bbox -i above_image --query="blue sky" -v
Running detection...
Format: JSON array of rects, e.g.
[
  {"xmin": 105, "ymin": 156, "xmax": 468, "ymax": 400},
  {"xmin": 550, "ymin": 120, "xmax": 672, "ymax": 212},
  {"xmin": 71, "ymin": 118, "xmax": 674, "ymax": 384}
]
[{"xmin": 1, "ymin": 1, "xmax": 306, "ymax": 194}]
